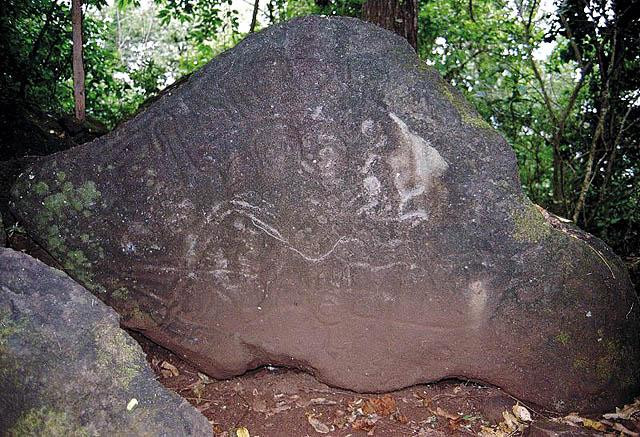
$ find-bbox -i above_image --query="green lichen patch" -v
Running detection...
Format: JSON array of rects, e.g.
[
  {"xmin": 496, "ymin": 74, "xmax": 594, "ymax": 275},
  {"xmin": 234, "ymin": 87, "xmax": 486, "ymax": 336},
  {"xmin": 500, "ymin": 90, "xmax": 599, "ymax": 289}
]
[
  {"xmin": 75, "ymin": 181, "xmax": 101, "ymax": 207},
  {"xmin": 511, "ymin": 201, "xmax": 551, "ymax": 243},
  {"xmin": 439, "ymin": 79, "xmax": 492, "ymax": 130},
  {"xmin": 127, "ymin": 304, "xmax": 157, "ymax": 329},
  {"xmin": 595, "ymin": 339, "xmax": 625, "ymax": 383},
  {"xmin": 0, "ymin": 310, "xmax": 27, "ymax": 351},
  {"xmin": 40, "ymin": 180, "xmax": 101, "ymax": 221},
  {"xmin": 554, "ymin": 331, "xmax": 570, "ymax": 346},
  {"xmin": 573, "ymin": 357, "xmax": 588, "ymax": 370},
  {"xmin": 93, "ymin": 322, "xmax": 141, "ymax": 388},
  {"xmin": 22, "ymin": 178, "xmax": 107, "ymax": 293},
  {"xmin": 111, "ymin": 287, "xmax": 129, "ymax": 300},
  {"xmin": 43, "ymin": 193, "xmax": 68, "ymax": 218},
  {"xmin": 8, "ymin": 407, "xmax": 88, "ymax": 437},
  {"xmin": 33, "ymin": 182, "xmax": 50, "ymax": 196}
]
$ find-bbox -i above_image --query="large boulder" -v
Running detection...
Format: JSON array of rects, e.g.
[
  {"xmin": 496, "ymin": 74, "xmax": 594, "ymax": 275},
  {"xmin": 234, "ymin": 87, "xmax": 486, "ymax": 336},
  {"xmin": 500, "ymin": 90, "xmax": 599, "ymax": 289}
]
[
  {"xmin": 0, "ymin": 211, "xmax": 5, "ymax": 246},
  {"xmin": 9, "ymin": 16, "xmax": 640, "ymax": 412},
  {"xmin": 0, "ymin": 248, "xmax": 211, "ymax": 435}
]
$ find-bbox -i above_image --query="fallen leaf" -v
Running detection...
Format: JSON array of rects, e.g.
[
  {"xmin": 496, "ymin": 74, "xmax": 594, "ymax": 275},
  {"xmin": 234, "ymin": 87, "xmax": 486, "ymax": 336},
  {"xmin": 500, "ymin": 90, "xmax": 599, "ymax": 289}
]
[
  {"xmin": 362, "ymin": 395, "xmax": 396, "ymax": 416},
  {"xmin": 561, "ymin": 414, "xmax": 584, "ymax": 426},
  {"xmin": 159, "ymin": 360, "xmax": 179, "ymax": 377},
  {"xmin": 333, "ymin": 411, "xmax": 349, "ymax": 429},
  {"xmin": 611, "ymin": 422, "xmax": 640, "ymax": 436},
  {"xmin": 479, "ymin": 425, "xmax": 509, "ymax": 437},
  {"xmin": 352, "ymin": 417, "xmax": 377, "ymax": 432},
  {"xmin": 603, "ymin": 398, "xmax": 640, "ymax": 420},
  {"xmin": 192, "ymin": 381, "xmax": 205, "ymax": 401},
  {"xmin": 126, "ymin": 398, "xmax": 138, "ymax": 411},
  {"xmin": 582, "ymin": 418, "xmax": 606, "ymax": 432},
  {"xmin": 235, "ymin": 426, "xmax": 250, "ymax": 437},
  {"xmin": 308, "ymin": 397, "xmax": 338, "ymax": 406},
  {"xmin": 433, "ymin": 406, "xmax": 459, "ymax": 421},
  {"xmin": 561, "ymin": 413, "xmax": 608, "ymax": 432},
  {"xmin": 307, "ymin": 413, "xmax": 333, "ymax": 434},
  {"xmin": 391, "ymin": 411, "xmax": 408, "ymax": 424},
  {"xmin": 512, "ymin": 404, "xmax": 532, "ymax": 422},
  {"xmin": 501, "ymin": 411, "xmax": 521, "ymax": 432},
  {"xmin": 198, "ymin": 372, "xmax": 214, "ymax": 384}
]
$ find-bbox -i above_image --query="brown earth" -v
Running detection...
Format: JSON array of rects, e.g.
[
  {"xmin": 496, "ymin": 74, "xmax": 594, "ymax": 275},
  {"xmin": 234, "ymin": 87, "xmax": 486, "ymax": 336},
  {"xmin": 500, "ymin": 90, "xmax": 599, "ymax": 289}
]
[
  {"xmin": 132, "ymin": 332, "xmax": 640, "ymax": 437},
  {"xmin": 132, "ymin": 332, "xmax": 523, "ymax": 436}
]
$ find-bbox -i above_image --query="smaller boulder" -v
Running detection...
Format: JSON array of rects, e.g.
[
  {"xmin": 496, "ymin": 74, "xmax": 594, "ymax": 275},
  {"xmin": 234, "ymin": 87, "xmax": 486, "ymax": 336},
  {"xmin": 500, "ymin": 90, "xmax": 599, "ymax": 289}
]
[{"xmin": 0, "ymin": 248, "xmax": 210, "ymax": 436}]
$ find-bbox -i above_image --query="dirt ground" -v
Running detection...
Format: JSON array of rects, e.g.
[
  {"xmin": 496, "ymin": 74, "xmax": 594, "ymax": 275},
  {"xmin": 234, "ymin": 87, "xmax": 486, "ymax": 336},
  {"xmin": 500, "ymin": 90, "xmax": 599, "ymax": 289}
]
[
  {"xmin": 131, "ymin": 333, "xmax": 640, "ymax": 437},
  {"xmin": 132, "ymin": 333, "xmax": 520, "ymax": 436}
]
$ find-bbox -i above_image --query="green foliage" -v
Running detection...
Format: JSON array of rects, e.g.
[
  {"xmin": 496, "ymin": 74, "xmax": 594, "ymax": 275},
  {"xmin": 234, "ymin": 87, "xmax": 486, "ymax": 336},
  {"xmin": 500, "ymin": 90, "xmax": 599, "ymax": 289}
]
[{"xmin": 0, "ymin": 0, "xmax": 174, "ymax": 127}]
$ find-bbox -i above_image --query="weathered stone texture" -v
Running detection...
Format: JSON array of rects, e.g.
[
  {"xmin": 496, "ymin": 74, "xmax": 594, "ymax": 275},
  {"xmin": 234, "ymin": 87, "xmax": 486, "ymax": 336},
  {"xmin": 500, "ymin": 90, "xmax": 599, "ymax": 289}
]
[
  {"xmin": 10, "ymin": 16, "xmax": 640, "ymax": 412},
  {"xmin": 0, "ymin": 211, "xmax": 5, "ymax": 246},
  {"xmin": 0, "ymin": 248, "xmax": 210, "ymax": 436}
]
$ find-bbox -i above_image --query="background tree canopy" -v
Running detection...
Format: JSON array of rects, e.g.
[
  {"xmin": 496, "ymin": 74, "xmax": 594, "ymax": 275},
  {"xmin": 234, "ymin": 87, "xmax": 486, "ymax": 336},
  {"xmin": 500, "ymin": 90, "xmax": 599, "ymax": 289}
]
[{"xmin": 1, "ymin": 0, "xmax": 638, "ymax": 285}]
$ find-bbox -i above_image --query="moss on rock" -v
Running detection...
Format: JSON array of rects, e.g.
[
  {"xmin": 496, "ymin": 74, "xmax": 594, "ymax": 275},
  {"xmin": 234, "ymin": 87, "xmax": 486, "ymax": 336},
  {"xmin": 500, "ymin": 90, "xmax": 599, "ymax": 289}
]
[
  {"xmin": 8, "ymin": 407, "xmax": 89, "ymax": 437},
  {"xmin": 33, "ymin": 182, "xmax": 49, "ymax": 196},
  {"xmin": 19, "ymin": 177, "xmax": 107, "ymax": 292},
  {"xmin": 0, "ymin": 310, "xmax": 26, "ymax": 351},
  {"xmin": 511, "ymin": 201, "xmax": 551, "ymax": 243},
  {"xmin": 93, "ymin": 322, "xmax": 141, "ymax": 388},
  {"xmin": 439, "ymin": 79, "xmax": 492, "ymax": 130}
]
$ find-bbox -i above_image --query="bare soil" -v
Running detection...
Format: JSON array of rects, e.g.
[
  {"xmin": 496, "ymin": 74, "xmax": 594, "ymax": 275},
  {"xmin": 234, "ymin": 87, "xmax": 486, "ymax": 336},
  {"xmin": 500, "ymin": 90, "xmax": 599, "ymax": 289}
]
[{"xmin": 132, "ymin": 333, "xmax": 539, "ymax": 437}]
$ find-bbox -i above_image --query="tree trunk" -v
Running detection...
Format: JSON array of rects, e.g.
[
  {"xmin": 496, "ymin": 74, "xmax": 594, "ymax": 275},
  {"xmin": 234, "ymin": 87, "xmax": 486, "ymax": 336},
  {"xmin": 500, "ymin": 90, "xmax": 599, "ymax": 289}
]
[
  {"xmin": 362, "ymin": 0, "xmax": 418, "ymax": 51},
  {"xmin": 72, "ymin": 0, "xmax": 86, "ymax": 122},
  {"xmin": 250, "ymin": 0, "xmax": 260, "ymax": 33},
  {"xmin": 573, "ymin": 102, "xmax": 607, "ymax": 223},
  {"xmin": 551, "ymin": 145, "xmax": 566, "ymax": 214}
]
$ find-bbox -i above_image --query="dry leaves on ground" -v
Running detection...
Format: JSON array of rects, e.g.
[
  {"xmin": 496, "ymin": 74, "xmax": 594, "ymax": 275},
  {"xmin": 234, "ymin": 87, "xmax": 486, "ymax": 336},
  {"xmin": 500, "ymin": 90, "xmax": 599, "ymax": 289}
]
[
  {"xmin": 362, "ymin": 394, "xmax": 397, "ymax": 416},
  {"xmin": 306, "ymin": 412, "xmax": 333, "ymax": 434},
  {"xmin": 235, "ymin": 426, "xmax": 250, "ymax": 437},
  {"xmin": 304, "ymin": 395, "xmax": 406, "ymax": 434},
  {"xmin": 159, "ymin": 360, "xmax": 180, "ymax": 378},
  {"xmin": 479, "ymin": 404, "xmax": 532, "ymax": 436},
  {"xmin": 553, "ymin": 399, "xmax": 640, "ymax": 436}
]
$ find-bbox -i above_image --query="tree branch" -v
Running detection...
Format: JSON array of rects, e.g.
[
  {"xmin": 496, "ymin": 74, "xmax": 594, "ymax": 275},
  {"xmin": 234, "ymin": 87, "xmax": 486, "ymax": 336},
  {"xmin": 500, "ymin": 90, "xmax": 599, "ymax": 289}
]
[{"xmin": 250, "ymin": 0, "xmax": 259, "ymax": 33}]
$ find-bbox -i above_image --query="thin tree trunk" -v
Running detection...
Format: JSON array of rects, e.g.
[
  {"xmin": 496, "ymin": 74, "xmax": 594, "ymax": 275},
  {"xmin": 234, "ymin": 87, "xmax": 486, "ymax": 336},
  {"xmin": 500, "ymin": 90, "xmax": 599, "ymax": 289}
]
[
  {"xmin": 19, "ymin": 3, "xmax": 57, "ymax": 99},
  {"xmin": 572, "ymin": 103, "xmax": 607, "ymax": 223},
  {"xmin": 573, "ymin": 28, "xmax": 617, "ymax": 224},
  {"xmin": 529, "ymin": 54, "xmax": 592, "ymax": 215},
  {"xmin": 250, "ymin": 0, "xmax": 260, "ymax": 33},
  {"xmin": 72, "ymin": 0, "xmax": 86, "ymax": 122},
  {"xmin": 587, "ymin": 98, "xmax": 634, "ymax": 224},
  {"xmin": 362, "ymin": 0, "xmax": 418, "ymax": 51}
]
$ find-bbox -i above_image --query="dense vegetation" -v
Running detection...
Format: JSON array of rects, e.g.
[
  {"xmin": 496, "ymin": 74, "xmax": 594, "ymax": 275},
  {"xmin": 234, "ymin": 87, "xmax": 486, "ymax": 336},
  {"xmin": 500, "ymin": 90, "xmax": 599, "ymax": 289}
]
[{"xmin": 1, "ymin": 0, "xmax": 638, "ymax": 279}]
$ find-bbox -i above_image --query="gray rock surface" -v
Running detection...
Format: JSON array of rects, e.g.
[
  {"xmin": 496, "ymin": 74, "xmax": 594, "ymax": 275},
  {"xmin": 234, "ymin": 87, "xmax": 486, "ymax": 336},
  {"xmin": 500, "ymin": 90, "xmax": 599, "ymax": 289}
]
[
  {"xmin": 9, "ymin": 16, "xmax": 640, "ymax": 412},
  {"xmin": 0, "ymin": 248, "xmax": 210, "ymax": 436}
]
